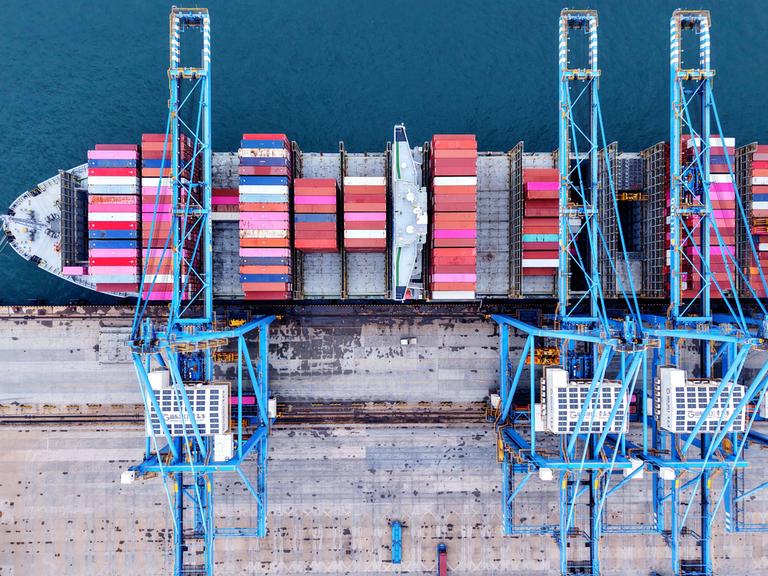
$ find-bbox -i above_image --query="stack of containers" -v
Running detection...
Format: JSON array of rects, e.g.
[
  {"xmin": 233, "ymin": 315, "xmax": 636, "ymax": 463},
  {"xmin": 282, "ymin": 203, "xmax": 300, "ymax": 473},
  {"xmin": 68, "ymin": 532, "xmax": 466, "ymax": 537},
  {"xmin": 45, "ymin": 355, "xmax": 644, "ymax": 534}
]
[
  {"xmin": 140, "ymin": 133, "xmax": 195, "ymax": 300},
  {"xmin": 429, "ymin": 134, "xmax": 477, "ymax": 300},
  {"xmin": 680, "ymin": 136, "xmax": 737, "ymax": 298},
  {"xmin": 748, "ymin": 144, "xmax": 768, "ymax": 297},
  {"xmin": 521, "ymin": 168, "xmax": 560, "ymax": 282},
  {"xmin": 343, "ymin": 176, "xmax": 386, "ymax": 251},
  {"xmin": 86, "ymin": 144, "xmax": 141, "ymax": 292},
  {"xmin": 294, "ymin": 178, "xmax": 339, "ymax": 252},
  {"xmin": 238, "ymin": 134, "xmax": 292, "ymax": 300},
  {"xmin": 211, "ymin": 187, "xmax": 239, "ymax": 221}
]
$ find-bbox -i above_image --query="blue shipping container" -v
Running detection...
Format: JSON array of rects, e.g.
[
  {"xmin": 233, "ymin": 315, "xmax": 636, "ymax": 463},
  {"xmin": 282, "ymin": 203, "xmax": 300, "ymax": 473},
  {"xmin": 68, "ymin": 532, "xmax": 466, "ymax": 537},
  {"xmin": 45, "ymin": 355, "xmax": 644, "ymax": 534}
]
[
  {"xmin": 238, "ymin": 193, "xmax": 289, "ymax": 204},
  {"xmin": 294, "ymin": 214, "xmax": 336, "ymax": 223},
  {"xmin": 240, "ymin": 140, "xmax": 288, "ymax": 149},
  {"xmin": 238, "ymin": 157, "xmax": 291, "ymax": 167},
  {"xmin": 239, "ymin": 176, "xmax": 289, "ymax": 186},
  {"xmin": 141, "ymin": 159, "xmax": 172, "ymax": 168},
  {"xmin": 239, "ymin": 274, "xmax": 291, "ymax": 283},
  {"xmin": 89, "ymin": 240, "xmax": 139, "ymax": 249},
  {"xmin": 88, "ymin": 230, "xmax": 139, "ymax": 240},
  {"xmin": 239, "ymin": 257, "xmax": 291, "ymax": 266},
  {"xmin": 88, "ymin": 159, "xmax": 137, "ymax": 168}
]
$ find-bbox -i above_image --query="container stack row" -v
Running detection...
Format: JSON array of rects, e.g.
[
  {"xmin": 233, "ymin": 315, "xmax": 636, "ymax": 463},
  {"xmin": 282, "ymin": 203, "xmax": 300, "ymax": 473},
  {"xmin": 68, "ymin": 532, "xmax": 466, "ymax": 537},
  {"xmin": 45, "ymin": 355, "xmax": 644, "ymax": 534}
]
[
  {"xmin": 238, "ymin": 134, "xmax": 292, "ymax": 300},
  {"xmin": 85, "ymin": 144, "xmax": 141, "ymax": 293},
  {"xmin": 139, "ymin": 133, "xmax": 197, "ymax": 300},
  {"xmin": 429, "ymin": 134, "xmax": 478, "ymax": 300},
  {"xmin": 212, "ymin": 187, "xmax": 239, "ymax": 221},
  {"xmin": 744, "ymin": 144, "xmax": 768, "ymax": 297},
  {"xmin": 294, "ymin": 178, "xmax": 339, "ymax": 252},
  {"xmin": 521, "ymin": 168, "xmax": 560, "ymax": 284},
  {"xmin": 680, "ymin": 136, "xmax": 737, "ymax": 298},
  {"xmin": 343, "ymin": 176, "xmax": 387, "ymax": 252}
]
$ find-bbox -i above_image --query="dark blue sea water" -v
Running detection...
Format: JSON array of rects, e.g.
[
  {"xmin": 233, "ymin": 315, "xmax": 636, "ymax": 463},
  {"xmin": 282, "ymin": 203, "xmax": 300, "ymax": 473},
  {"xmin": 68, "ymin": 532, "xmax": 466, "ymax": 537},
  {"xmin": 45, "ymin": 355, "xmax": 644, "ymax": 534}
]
[{"xmin": 2, "ymin": 0, "xmax": 767, "ymax": 304}]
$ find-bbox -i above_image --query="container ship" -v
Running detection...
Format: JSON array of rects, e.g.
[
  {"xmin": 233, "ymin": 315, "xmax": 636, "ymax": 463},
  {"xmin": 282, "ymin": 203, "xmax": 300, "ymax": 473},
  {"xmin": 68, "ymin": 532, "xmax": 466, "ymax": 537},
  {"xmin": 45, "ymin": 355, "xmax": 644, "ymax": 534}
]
[{"xmin": 4, "ymin": 129, "xmax": 766, "ymax": 302}]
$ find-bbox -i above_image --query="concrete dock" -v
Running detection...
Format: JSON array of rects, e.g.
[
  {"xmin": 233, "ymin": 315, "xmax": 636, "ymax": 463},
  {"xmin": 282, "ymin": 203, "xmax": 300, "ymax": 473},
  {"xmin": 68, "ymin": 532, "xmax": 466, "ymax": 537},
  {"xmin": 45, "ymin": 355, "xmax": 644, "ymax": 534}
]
[{"xmin": 1, "ymin": 307, "xmax": 767, "ymax": 575}]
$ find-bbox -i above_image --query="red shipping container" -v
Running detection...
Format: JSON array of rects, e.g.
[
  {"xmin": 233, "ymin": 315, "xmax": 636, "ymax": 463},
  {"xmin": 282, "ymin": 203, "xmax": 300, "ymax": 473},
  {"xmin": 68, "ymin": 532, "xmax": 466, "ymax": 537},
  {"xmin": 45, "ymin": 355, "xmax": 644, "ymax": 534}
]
[
  {"xmin": 239, "ymin": 202, "xmax": 289, "ymax": 212},
  {"xmin": 293, "ymin": 205, "xmax": 336, "ymax": 214},
  {"xmin": 432, "ymin": 185, "xmax": 477, "ymax": 196},
  {"xmin": 294, "ymin": 178, "xmax": 337, "ymax": 188},
  {"xmin": 523, "ymin": 250, "xmax": 559, "ymax": 259},
  {"xmin": 434, "ymin": 211, "xmax": 476, "ymax": 221},
  {"xmin": 433, "ymin": 238, "xmax": 477, "ymax": 248},
  {"xmin": 430, "ymin": 282, "xmax": 477, "ymax": 290},
  {"xmin": 95, "ymin": 283, "xmax": 139, "ymax": 291},
  {"xmin": 344, "ymin": 239, "xmax": 386, "ymax": 250},
  {"xmin": 88, "ymin": 168, "xmax": 138, "ymax": 177},
  {"xmin": 431, "ymin": 256, "xmax": 477, "ymax": 266},
  {"xmin": 89, "ymin": 257, "xmax": 138, "ymax": 266},
  {"xmin": 523, "ymin": 242, "xmax": 559, "ymax": 251},
  {"xmin": 523, "ymin": 168, "xmax": 559, "ymax": 179},
  {"xmin": 239, "ymin": 266, "xmax": 291, "ymax": 275},
  {"xmin": 344, "ymin": 185, "xmax": 386, "ymax": 194},
  {"xmin": 295, "ymin": 230, "xmax": 337, "ymax": 240},
  {"xmin": 525, "ymin": 189, "xmax": 559, "ymax": 200},
  {"xmin": 343, "ymin": 193, "xmax": 386, "ymax": 203},
  {"xmin": 294, "ymin": 223, "xmax": 337, "ymax": 232},
  {"xmin": 238, "ymin": 166, "xmax": 291, "ymax": 176},
  {"xmin": 343, "ymin": 221, "xmax": 386, "ymax": 230},
  {"xmin": 89, "ymin": 221, "xmax": 138, "ymax": 230},
  {"xmin": 432, "ymin": 149, "xmax": 478, "ymax": 159},
  {"xmin": 241, "ymin": 282, "xmax": 292, "ymax": 291},
  {"xmin": 345, "ymin": 202, "xmax": 387, "ymax": 212},
  {"xmin": 141, "ymin": 134, "xmax": 169, "ymax": 142},
  {"xmin": 239, "ymin": 238, "xmax": 291, "ymax": 248},
  {"xmin": 430, "ymin": 265, "xmax": 476, "ymax": 274},
  {"xmin": 95, "ymin": 144, "xmax": 138, "ymax": 151},
  {"xmin": 431, "ymin": 247, "xmax": 477, "ymax": 257},
  {"xmin": 526, "ymin": 208, "xmax": 560, "ymax": 217},
  {"xmin": 432, "ymin": 202, "xmax": 477, "ymax": 212},
  {"xmin": 523, "ymin": 268, "xmax": 557, "ymax": 276},
  {"xmin": 244, "ymin": 291, "xmax": 291, "ymax": 300},
  {"xmin": 295, "ymin": 240, "xmax": 338, "ymax": 251},
  {"xmin": 213, "ymin": 188, "xmax": 239, "ymax": 196}
]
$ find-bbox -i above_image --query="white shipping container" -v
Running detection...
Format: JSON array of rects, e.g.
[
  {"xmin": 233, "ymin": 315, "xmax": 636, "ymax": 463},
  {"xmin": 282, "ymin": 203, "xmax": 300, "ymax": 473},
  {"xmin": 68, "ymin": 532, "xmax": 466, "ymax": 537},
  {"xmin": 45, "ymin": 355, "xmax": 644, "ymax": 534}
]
[
  {"xmin": 238, "ymin": 185, "xmax": 290, "ymax": 195},
  {"xmin": 142, "ymin": 178, "xmax": 174, "ymax": 188},
  {"xmin": 433, "ymin": 176, "xmax": 477, "ymax": 186},
  {"xmin": 522, "ymin": 259, "xmax": 559, "ymax": 268},
  {"xmin": 88, "ymin": 176, "xmax": 139, "ymax": 186},
  {"xmin": 238, "ymin": 148, "xmax": 291, "ymax": 158},
  {"xmin": 753, "ymin": 201, "xmax": 768, "ymax": 210},
  {"xmin": 239, "ymin": 229, "xmax": 289, "ymax": 239},
  {"xmin": 751, "ymin": 177, "xmax": 768, "ymax": 186},
  {"xmin": 686, "ymin": 137, "xmax": 735, "ymax": 148},
  {"xmin": 87, "ymin": 212, "xmax": 139, "ymax": 222},
  {"xmin": 343, "ymin": 176, "xmax": 386, "ymax": 186},
  {"xmin": 430, "ymin": 291, "xmax": 476, "ymax": 300},
  {"xmin": 211, "ymin": 212, "xmax": 240, "ymax": 221},
  {"xmin": 710, "ymin": 174, "xmax": 733, "ymax": 183},
  {"xmin": 88, "ymin": 185, "xmax": 140, "ymax": 195},
  {"xmin": 343, "ymin": 229, "xmax": 387, "ymax": 239}
]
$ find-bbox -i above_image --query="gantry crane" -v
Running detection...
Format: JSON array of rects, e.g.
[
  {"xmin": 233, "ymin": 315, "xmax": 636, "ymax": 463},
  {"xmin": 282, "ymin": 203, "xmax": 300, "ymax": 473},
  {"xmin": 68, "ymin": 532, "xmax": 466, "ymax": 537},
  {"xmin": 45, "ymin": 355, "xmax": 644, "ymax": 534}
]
[
  {"xmin": 628, "ymin": 10, "xmax": 768, "ymax": 576},
  {"xmin": 125, "ymin": 8, "xmax": 275, "ymax": 576},
  {"xmin": 492, "ymin": 10, "xmax": 649, "ymax": 575}
]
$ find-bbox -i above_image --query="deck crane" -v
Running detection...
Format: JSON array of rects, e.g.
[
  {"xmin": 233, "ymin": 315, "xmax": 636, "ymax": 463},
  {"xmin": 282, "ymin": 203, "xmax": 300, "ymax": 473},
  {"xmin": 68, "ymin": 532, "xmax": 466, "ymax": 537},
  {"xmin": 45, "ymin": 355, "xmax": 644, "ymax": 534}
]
[
  {"xmin": 627, "ymin": 11, "xmax": 768, "ymax": 575},
  {"xmin": 492, "ymin": 10, "xmax": 649, "ymax": 575},
  {"xmin": 125, "ymin": 8, "xmax": 275, "ymax": 576}
]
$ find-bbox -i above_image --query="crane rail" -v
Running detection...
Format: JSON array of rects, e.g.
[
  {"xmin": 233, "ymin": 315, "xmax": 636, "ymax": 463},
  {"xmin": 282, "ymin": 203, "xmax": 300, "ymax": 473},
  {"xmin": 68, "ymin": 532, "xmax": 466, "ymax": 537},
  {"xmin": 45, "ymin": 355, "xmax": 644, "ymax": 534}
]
[{"xmin": 0, "ymin": 401, "xmax": 488, "ymax": 427}]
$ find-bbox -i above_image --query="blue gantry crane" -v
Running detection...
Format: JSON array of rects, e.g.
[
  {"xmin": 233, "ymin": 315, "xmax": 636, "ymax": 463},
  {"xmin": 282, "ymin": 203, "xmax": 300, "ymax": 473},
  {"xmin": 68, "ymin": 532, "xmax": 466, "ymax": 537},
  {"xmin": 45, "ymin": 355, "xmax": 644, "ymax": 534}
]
[
  {"xmin": 627, "ymin": 11, "xmax": 768, "ymax": 576},
  {"xmin": 492, "ymin": 10, "xmax": 649, "ymax": 575},
  {"xmin": 124, "ymin": 8, "xmax": 276, "ymax": 576}
]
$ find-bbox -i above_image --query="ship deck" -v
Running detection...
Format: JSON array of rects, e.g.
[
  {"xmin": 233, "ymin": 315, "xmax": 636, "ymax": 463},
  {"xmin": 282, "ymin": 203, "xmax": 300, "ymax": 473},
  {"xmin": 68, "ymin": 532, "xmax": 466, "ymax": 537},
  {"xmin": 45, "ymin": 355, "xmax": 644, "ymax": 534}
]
[{"xmin": 4, "ymin": 148, "xmax": 642, "ymax": 302}]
